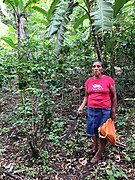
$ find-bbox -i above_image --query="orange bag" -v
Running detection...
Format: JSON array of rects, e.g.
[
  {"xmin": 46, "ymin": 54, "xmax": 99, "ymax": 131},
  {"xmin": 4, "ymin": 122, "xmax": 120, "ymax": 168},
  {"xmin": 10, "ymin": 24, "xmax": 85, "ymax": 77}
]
[{"xmin": 98, "ymin": 118, "xmax": 116, "ymax": 146}]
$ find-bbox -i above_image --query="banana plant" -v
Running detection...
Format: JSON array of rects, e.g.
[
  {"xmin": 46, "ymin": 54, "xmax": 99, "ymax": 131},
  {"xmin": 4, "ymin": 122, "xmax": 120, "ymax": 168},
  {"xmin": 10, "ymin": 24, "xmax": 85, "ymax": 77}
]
[
  {"xmin": 46, "ymin": 0, "xmax": 113, "ymax": 59},
  {"xmin": 46, "ymin": 0, "xmax": 131, "ymax": 59},
  {"xmin": 2, "ymin": 0, "xmax": 131, "ymax": 60}
]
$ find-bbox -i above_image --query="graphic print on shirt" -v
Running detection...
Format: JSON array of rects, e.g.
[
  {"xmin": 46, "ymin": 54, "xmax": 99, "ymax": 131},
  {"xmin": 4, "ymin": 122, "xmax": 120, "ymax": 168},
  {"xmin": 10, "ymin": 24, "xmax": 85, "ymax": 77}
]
[{"xmin": 91, "ymin": 84, "xmax": 103, "ymax": 91}]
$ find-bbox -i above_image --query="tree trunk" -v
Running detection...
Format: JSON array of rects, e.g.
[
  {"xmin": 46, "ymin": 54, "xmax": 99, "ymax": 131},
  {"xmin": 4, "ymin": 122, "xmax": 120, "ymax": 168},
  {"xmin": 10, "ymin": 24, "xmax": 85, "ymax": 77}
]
[
  {"xmin": 14, "ymin": 10, "xmax": 28, "ymax": 84},
  {"xmin": 14, "ymin": 11, "xmax": 22, "ymax": 81},
  {"xmin": 85, "ymin": 1, "xmax": 102, "ymax": 62},
  {"xmin": 91, "ymin": 26, "xmax": 102, "ymax": 62}
]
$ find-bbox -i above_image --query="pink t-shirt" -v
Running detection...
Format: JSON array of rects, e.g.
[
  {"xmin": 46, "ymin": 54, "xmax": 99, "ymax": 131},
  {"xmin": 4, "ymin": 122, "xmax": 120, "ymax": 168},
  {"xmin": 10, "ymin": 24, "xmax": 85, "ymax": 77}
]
[{"xmin": 85, "ymin": 75, "xmax": 114, "ymax": 108}]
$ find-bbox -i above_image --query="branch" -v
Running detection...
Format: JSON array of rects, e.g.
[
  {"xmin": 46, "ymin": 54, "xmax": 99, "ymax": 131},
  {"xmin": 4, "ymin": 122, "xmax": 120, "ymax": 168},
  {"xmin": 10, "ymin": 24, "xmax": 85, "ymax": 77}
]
[{"xmin": 116, "ymin": 141, "xmax": 126, "ymax": 148}]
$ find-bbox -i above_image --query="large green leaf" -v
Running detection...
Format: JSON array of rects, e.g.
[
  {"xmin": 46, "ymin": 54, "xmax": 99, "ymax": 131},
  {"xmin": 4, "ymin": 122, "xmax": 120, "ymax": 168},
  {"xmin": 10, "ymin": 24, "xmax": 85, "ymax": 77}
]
[
  {"xmin": 32, "ymin": 1, "xmax": 61, "ymax": 23},
  {"xmin": 73, "ymin": 13, "xmax": 89, "ymax": 29},
  {"xmin": 1, "ymin": 37, "xmax": 17, "ymax": 49},
  {"xmin": 3, "ymin": 0, "xmax": 23, "ymax": 9},
  {"xmin": 90, "ymin": 0, "xmax": 113, "ymax": 32},
  {"xmin": 18, "ymin": 0, "xmax": 23, "ymax": 9},
  {"xmin": 47, "ymin": 0, "xmax": 78, "ymax": 56},
  {"xmin": 54, "ymin": 24, "xmax": 66, "ymax": 56},
  {"xmin": 54, "ymin": 1, "xmax": 78, "ymax": 56},
  {"xmin": 3, "ymin": 0, "xmax": 16, "ymax": 11},
  {"xmin": 32, "ymin": 6, "xmax": 48, "ymax": 17},
  {"xmin": 13, "ymin": 0, "xmax": 19, "ymax": 7},
  {"xmin": 113, "ymin": 0, "xmax": 131, "ymax": 17},
  {"xmin": 47, "ymin": 0, "xmax": 67, "ymax": 38}
]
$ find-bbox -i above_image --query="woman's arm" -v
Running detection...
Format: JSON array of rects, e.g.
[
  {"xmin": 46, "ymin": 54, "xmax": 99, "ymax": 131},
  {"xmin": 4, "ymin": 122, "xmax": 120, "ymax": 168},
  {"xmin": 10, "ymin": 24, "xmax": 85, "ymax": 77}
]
[
  {"xmin": 77, "ymin": 87, "xmax": 88, "ymax": 115},
  {"xmin": 110, "ymin": 83, "xmax": 117, "ymax": 120}
]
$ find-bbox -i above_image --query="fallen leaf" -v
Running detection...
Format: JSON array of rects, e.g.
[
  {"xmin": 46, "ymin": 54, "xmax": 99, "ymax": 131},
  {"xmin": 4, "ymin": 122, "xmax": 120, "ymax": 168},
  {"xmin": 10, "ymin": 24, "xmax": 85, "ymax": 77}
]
[
  {"xmin": 79, "ymin": 158, "xmax": 87, "ymax": 166},
  {"xmin": 115, "ymin": 154, "xmax": 121, "ymax": 162}
]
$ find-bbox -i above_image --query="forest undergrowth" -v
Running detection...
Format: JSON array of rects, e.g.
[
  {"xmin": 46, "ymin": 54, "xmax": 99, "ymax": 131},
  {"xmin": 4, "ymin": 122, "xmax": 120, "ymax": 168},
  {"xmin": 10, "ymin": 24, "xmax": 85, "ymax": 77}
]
[{"xmin": 0, "ymin": 78, "xmax": 135, "ymax": 180}]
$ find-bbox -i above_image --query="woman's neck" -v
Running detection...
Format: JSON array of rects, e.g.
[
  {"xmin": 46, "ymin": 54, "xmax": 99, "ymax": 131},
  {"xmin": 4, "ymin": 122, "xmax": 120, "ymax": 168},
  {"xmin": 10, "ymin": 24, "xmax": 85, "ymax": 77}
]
[{"xmin": 94, "ymin": 74, "xmax": 103, "ymax": 80}]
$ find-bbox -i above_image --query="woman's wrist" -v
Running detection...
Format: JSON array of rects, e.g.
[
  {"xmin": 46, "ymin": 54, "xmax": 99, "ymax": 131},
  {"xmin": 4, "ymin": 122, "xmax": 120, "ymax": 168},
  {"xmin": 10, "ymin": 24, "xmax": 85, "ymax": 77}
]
[{"xmin": 111, "ymin": 108, "xmax": 116, "ymax": 113}]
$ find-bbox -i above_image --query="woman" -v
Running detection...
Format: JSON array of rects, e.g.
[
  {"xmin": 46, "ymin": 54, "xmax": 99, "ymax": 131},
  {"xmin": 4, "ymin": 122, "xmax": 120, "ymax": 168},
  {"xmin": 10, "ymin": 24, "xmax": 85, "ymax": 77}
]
[{"xmin": 77, "ymin": 61, "xmax": 117, "ymax": 164}]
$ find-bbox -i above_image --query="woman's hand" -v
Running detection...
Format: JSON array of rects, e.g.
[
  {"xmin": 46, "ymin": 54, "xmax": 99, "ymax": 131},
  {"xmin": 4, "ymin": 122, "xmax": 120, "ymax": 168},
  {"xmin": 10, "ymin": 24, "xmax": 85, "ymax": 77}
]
[
  {"xmin": 77, "ymin": 95, "xmax": 87, "ymax": 115},
  {"xmin": 77, "ymin": 107, "xmax": 83, "ymax": 115}
]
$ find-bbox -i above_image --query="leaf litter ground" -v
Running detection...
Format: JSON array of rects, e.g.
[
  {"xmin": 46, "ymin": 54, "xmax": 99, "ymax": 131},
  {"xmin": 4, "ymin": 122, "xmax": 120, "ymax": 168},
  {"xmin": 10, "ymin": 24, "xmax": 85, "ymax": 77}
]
[{"xmin": 0, "ymin": 87, "xmax": 135, "ymax": 180}]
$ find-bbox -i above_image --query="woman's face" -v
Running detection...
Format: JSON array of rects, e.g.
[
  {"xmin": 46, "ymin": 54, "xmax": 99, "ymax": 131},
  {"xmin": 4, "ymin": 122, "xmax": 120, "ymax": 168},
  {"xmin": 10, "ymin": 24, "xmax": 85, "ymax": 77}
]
[{"xmin": 92, "ymin": 61, "xmax": 103, "ymax": 77}]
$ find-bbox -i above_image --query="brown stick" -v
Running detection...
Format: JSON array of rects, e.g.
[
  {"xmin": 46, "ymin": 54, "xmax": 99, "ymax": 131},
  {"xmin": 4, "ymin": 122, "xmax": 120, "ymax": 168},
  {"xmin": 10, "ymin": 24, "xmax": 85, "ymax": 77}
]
[{"xmin": 116, "ymin": 141, "xmax": 126, "ymax": 148}]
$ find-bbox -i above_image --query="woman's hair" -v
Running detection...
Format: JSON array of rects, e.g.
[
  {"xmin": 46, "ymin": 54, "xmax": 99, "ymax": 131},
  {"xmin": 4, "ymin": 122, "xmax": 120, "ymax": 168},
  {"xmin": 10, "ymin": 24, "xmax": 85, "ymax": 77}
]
[{"xmin": 92, "ymin": 60, "xmax": 104, "ymax": 68}]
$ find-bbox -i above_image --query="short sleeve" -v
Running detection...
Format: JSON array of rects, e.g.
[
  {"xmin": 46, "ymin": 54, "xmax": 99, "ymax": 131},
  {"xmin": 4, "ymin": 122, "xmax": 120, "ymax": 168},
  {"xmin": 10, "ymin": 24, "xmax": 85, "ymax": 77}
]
[{"xmin": 108, "ymin": 76, "xmax": 115, "ymax": 86}]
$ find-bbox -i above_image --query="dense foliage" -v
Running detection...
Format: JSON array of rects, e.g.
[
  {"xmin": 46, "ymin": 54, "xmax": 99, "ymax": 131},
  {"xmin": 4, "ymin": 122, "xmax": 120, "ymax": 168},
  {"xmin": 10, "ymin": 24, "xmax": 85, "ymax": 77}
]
[{"xmin": 0, "ymin": 0, "xmax": 135, "ymax": 179}]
